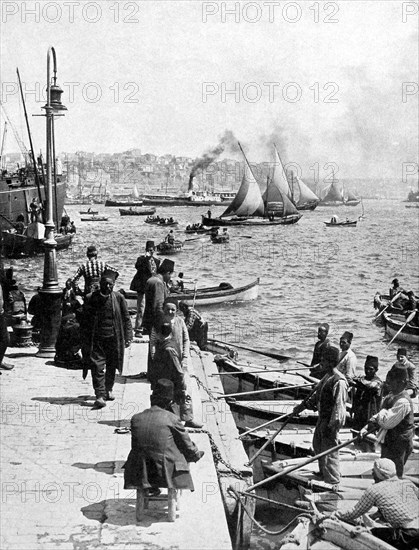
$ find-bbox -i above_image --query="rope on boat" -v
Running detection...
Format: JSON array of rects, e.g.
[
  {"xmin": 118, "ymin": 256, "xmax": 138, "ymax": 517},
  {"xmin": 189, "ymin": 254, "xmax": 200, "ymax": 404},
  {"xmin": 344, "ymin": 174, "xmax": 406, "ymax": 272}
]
[
  {"xmin": 190, "ymin": 373, "xmax": 221, "ymax": 402},
  {"xmin": 228, "ymin": 486, "xmax": 312, "ymax": 537}
]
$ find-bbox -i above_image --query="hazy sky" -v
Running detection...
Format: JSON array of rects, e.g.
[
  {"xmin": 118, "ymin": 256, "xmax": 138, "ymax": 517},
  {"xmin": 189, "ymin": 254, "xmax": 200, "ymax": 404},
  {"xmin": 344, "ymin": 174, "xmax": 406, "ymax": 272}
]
[{"xmin": 1, "ymin": 0, "xmax": 418, "ymax": 181}]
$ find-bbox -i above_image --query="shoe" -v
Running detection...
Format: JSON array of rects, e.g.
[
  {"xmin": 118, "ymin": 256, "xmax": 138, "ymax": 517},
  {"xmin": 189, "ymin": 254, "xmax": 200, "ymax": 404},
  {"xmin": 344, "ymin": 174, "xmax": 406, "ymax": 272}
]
[
  {"xmin": 148, "ymin": 487, "xmax": 161, "ymax": 497},
  {"xmin": 184, "ymin": 420, "xmax": 203, "ymax": 429},
  {"xmin": 92, "ymin": 397, "xmax": 106, "ymax": 409},
  {"xmin": 0, "ymin": 362, "xmax": 14, "ymax": 370},
  {"xmin": 106, "ymin": 391, "xmax": 115, "ymax": 401}
]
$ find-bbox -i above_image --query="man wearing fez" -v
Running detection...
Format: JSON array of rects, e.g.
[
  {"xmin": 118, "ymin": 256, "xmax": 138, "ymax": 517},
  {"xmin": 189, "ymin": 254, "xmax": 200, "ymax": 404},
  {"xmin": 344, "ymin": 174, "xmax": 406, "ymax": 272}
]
[
  {"xmin": 72, "ymin": 245, "xmax": 119, "ymax": 297},
  {"xmin": 383, "ymin": 348, "xmax": 417, "ymax": 398},
  {"xmin": 124, "ymin": 379, "xmax": 204, "ymax": 495},
  {"xmin": 351, "ymin": 356, "xmax": 382, "ymax": 430},
  {"xmin": 130, "ymin": 241, "xmax": 160, "ymax": 336},
  {"xmin": 81, "ymin": 270, "xmax": 132, "ymax": 409},
  {"xmin": 336, "ymin": 331, "xmax": 357, "ymax": 382},
  {"xmin": 361, "ymin": 366, "xmax": 414, "ymax": 478},
  {"xmin": 309, "ymin": 323, "xmax": 331, "ymax": 379},
  {"xmin": 142, "ymin": 258, "xmax": 175, "ymax": 334},
  {"xmin": 294, "ymin": 346, "xmax": 349, "ymax": 485}
]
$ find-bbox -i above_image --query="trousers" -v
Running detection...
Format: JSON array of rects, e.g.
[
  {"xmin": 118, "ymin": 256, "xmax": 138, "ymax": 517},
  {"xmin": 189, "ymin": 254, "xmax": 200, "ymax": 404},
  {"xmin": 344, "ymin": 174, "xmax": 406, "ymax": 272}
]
[
  {"xmin": 89, "ymin": 335, "xmax": 119, "ymax": 398},
  {"xmin": 381, "ymin": 438, "xmax": 413, "ymax": 478},
  {"xmin": 312, "ymin": 417, "xmax": 340, "ymax": 485},
  {"xmin": 0, "ymin": 313, "xmax": 9, "ymax": 364},
  {"xmin": 135, "ymin": 292, "xmax": 145, "ymax": 331}
]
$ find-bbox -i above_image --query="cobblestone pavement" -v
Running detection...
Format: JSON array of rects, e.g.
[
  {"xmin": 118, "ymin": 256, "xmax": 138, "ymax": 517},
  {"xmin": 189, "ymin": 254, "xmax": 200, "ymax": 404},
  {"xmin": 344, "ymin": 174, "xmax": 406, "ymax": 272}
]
[{"xmin": 0, "ymin": 344, "xmax": 231, "ymax": 550}]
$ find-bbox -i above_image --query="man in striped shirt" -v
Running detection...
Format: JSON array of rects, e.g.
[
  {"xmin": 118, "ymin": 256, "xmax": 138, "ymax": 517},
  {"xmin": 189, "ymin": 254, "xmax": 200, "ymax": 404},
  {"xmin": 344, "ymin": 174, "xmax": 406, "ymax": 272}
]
[
  {"xmin": 337, "ymin": 458, "xmax": 419, "ymax": 549},
  {"xmin": 72, "ymin": 246, "xmax": 119, "ymax": 297}
]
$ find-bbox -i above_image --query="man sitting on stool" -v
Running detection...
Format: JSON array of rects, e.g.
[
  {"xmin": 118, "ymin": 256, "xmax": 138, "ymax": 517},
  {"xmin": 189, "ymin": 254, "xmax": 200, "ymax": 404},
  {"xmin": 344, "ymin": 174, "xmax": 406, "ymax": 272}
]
[{"xmin": 124, "ymin": 379, "xmax": 205, "ymax": 498}]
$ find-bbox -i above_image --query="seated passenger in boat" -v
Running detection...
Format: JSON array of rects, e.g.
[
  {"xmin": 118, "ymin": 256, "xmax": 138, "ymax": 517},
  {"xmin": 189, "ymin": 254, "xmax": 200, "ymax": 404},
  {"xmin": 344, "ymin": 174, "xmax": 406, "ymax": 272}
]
[
  {"xmin": 335, "ymin": 458, "xmax": 419, "ymax": 549},
  {"xmin": 331, "ymin": 215, "xmax": 338, "ymax": 224},
  {"xmin": 171, "ymin": 272, "xmax": 185, "ymax": 293},
  {"xmin": 165, "ymin": 230, "xmax": 175, "ymax": 245}
]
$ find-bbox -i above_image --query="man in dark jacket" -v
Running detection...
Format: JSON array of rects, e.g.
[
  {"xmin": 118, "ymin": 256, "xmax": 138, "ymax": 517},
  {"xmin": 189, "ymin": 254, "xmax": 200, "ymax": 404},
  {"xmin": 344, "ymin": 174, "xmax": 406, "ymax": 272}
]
[
  {"xmin": 124, "ymin": 379, "xmax": 204, "ymax": 493},
  {"xmin": 82, "ymin": 270, "xmax": 132, "ymax": 409},
  {"xmin": 142, "ymin": 259, "xmax": 174, "ymax": 334},
  {"xmin": 310, "ymin": 323, "xmax": 331, "ymax": 379},
  {"xmin": 130, "ymin": 241, "xmax": 160, "ymax": 336}
]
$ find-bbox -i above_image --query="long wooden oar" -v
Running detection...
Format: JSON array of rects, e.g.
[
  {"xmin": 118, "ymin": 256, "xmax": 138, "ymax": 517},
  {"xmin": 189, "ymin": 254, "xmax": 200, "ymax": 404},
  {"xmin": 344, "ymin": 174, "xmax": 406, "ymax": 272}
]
[
  {"xmin": 239, "ymin": 412, "xmax": 293, "ymax": 439},
  {"xmin": 245, "ymin": 431, "xmax": 374, "ymax": 492},
  {"xmin": 211, "ymin": 369, "xmax": 290, "ymax": 376},
  {"xmin": 295, "ymin": 372, "xmax": 321, "ymax": 384},
  {"xmin": 386, "ymin": 310, "xmax": 416, "ymax": 348},
  {"xmin": 211, "ymin": 339, "xmax": 294, "ymax": 361},
  {"xmin": 373, "ymin": 292, "xmax": 401, "ymax": 322},
  {"xmin": 248, "ymin": 414, "xmax": 295, "ymax": 465},
  {"xmin": 218, "ymin": 383, "xmax": 313, "ymax": 399}
]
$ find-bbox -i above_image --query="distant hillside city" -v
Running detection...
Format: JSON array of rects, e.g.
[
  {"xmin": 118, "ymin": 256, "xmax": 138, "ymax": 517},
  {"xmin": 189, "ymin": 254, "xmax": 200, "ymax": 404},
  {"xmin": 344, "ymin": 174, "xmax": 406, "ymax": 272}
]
[{"xmin": 3, "ymin": 148, "xmax": 413, "ymax": 200}]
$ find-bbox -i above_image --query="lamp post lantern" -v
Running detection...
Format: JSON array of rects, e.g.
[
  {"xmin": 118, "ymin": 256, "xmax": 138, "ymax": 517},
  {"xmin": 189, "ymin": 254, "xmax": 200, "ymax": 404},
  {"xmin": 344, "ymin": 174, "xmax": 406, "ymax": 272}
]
[{"xmin": 37, "ymin": 47, "xmax": 67, "ymax": 358}]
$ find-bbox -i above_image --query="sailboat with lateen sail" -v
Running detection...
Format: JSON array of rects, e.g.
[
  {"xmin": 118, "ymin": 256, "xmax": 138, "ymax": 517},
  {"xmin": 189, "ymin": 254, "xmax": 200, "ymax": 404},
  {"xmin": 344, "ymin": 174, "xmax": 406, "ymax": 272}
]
[{"xmin": 201, "ymin": 144, "xmax": 302, "ymax": 226}]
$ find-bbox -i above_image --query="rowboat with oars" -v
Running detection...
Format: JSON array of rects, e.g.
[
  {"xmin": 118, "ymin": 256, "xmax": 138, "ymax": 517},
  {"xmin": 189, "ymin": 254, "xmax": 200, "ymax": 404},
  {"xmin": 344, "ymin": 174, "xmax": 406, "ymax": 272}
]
[
  {"xmin": 211, "ymin": 355, "xmax": 313, "ymax": 401},
  {"xmin": 80, "ymin": 214, "xmax": 108, "ymax": 222},
  {"xmin": 382, "ymin": 312, "xmax": 419, "ymax": 344},
  {"xmin": 260, "ymin": 453, "xmax": 419, "ymax": 511},
  {"xmin": 373, "ymin": 293, "xmax": 406, "ymax": 318},
  {"xmin": 119, "ymin": 278, "xmax": 260, "ymax": 310},
  {"xmin": 324, "ymin": 216, "xmax": 357, "ymax": 227}
]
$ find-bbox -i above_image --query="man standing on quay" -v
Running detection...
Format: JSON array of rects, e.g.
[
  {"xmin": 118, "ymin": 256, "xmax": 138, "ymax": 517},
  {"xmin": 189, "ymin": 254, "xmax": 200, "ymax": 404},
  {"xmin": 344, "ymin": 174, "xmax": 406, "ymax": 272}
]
[
  {"xmin": 142, "ymin": 259, "xmax": 175, "ymax": 334},
  {"xmin": 130, "ymin": 240, "xmax": 160, "ymax": 336},
  {"xmin": 82, "ymin": 270, "xmax": 132, "ymax": 409},
  {"xmin": 294, "ymin": 346, "xmax": 348, "ymax": 485},
  {"xmin": 72, "ymin": 245, "xmax": 119, "ymax": 297}
]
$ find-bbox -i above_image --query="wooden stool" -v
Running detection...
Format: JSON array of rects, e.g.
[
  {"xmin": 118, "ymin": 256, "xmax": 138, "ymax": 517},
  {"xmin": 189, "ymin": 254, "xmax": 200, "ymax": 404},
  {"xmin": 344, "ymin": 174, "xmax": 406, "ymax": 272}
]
[{"xmin": 136, "ymin": 488, "xmax": 180, "ymax": 522}]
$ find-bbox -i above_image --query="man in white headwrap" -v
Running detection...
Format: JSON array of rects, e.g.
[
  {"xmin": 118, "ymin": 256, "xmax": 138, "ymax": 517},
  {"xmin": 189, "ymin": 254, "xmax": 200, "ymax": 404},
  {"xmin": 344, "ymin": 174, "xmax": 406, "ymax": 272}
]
[{"xmin": 336, "ymin": 458, "xmax": 419, "ymax": 549}]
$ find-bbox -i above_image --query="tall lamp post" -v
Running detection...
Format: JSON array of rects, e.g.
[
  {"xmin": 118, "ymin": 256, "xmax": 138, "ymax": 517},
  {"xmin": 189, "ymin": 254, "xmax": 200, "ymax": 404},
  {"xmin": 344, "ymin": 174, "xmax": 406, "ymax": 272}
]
[{"xmin": 37, "ymin": 47, "xmax": 67, "ymax": 358}]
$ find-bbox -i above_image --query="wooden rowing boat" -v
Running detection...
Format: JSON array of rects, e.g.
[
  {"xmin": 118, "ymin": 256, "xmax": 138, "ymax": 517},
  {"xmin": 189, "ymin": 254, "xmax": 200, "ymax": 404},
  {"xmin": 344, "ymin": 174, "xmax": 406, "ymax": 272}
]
[
  {"xmin": 119, "ymin": 207, "xmax": 156, "ymax": 216},
  {"xmin": 156, "ymin": 240, "xmax": 183, "ymax": 255},
  {"xmin": 211, "ymin": 234, "xmax": 230, "ymax": 243},
  {"xmin": 280, "ymin": 515, "xmax": 396, "ymax": 550},
  {"xmin": 212, "ymin": 356, "xmax": 312, "ymax": 401},
  {"xmin": 120, "ymin": 278, "xmax": 260, "ymax": 310},
  {"xmin": 1, "ymin": 229, "xmax": 73, "ymax": 258},
  {"xmin": 79, "ymin": 210, "xmax": 98, "ymax": 215},
  {"xmin": 324, "ymin": 220, "xmax": 357, "ymax": 227},
  {"xmin": 80, "ymin": 215, "xmax": 108, "ymax": 222},
  {"xmin": 382, "ymin": 312, "xmax": 419, "ymax": 344}
]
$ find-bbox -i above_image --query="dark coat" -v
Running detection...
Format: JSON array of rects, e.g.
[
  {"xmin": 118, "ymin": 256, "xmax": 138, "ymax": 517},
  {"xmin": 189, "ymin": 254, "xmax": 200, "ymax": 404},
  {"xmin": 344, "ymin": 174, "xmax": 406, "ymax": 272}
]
[
  {"xmin": 142, "ymin": 274, "xmax": 168, "ymax": 332},
  {"xmin": 124, "ymin": 405, "xmax": 201, "ymax": 490},
  {"xmin": 81, "ymin": 291, "xmax": 132, "ymax": 378},
  {"xmin": 130, "ymin": 255, "xmax": 161, "ymax": 293}
]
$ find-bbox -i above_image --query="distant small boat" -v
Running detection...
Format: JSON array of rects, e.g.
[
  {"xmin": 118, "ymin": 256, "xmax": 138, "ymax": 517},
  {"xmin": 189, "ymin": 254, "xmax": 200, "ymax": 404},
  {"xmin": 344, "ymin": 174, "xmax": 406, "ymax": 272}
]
[
  {"xmin": 119, "ymin": 207, "xmax": 156, "ymax": 216},
  {"xmin": 211, "ymin": 233, "xmax": 230, "ymax": 243},
  {"xmin": 156, "ymin": 240, "xmax": 183, "ymax": 255},
  {"xmin": 79, "ymin": 209, "xmax": 98, "ymax": 215},
  {"xmin": 80, "ymin": 215, "xmax": 108, "ymax": 222},
  {"xmin": 324, "ymin": 216, "xmax": 357, "ymax": 227}
]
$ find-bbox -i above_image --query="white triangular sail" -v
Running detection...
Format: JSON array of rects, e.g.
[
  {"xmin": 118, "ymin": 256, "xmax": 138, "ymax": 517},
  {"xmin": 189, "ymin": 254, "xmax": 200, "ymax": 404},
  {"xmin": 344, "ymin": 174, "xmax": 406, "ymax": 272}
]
[
  {"xmin": 221, "ymin": 147, "xmax": 265, "ymax": 218},
  {"xmin": 295, "ymin": 176, "xmax": 319, "ymax": 203},
  {"xmin": 132, "ymin": 184, "xmax": 140, "ymax": 199},
  {"xmin": 321, "ymin": 181, "xmax": 344, "ymax": 202},
  {"xmin": 269, "ymin": 144, "xmax": 292, "ymax": 200}
]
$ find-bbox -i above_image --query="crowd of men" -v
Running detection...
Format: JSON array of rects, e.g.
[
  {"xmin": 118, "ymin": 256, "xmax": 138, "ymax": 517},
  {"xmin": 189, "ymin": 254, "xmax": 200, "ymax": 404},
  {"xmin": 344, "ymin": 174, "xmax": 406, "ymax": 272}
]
[{"xmin": 1, "ymin": 254, "xmax": 418, "ymax": 544}]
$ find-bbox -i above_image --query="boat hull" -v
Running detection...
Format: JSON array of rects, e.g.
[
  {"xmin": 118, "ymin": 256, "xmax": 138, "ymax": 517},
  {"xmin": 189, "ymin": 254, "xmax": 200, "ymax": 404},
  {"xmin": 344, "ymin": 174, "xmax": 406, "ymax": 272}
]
[
  {"xmin": 324, "ymin": 221, "xmax": 357, "ymax": 227},
  {"xmin": 383, "ymin": 312, "xmax": 419, "ymax": 344},
  {"xmin": 156, "ymin": 241, "xmax": 183, "ymax": 255},
  {"xmin": 105, "ymin": 199, "xmax": 143, "ymax": 207},
  {"xmin": 296, "ymin": 201, "xmax": 318, "ymax": 211},
  {"xmin": 119, "ymin": 207, "xmax": 156, "ymax": 216},
  {"xmin": 0, "ymin": 178, "xmax": 67, "ymax": 231},
  {"xmin": 1, "ymin": 230, "xmax": 73, "ymax": 258},
  {"xmin": 120, "ymin": 278, "xmax": 259, "ymax": 309},
  {"xmin": 201, "ymin": 215, "xmax": 302, "ymax": 226},
  {"xmin": 80, "ymin": 216, "xmax": 108, "ymax": 222}
]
